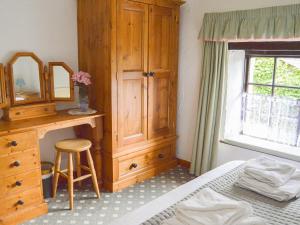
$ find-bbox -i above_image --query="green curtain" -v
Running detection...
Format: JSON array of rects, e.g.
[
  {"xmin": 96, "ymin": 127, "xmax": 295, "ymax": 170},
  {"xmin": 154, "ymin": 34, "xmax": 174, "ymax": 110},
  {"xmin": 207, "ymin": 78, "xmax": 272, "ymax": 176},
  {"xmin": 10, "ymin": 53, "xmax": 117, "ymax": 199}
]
[
  {"xmin": 200, "ymin": 4, "xmax": 300, "ymax": 42},
  {"xmin": 190, "ymin": 42, "xmax": 228, "ymax": 176},
  {"xmin": 190, "ymin": 4, "xmax": 300, "ymax": 176}
]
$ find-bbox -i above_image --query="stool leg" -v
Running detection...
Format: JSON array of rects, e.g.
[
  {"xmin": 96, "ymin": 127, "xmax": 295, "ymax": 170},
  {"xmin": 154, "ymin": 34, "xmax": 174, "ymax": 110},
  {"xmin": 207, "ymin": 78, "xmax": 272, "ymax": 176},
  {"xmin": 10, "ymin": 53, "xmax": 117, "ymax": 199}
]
[
  {"xmin": 52, "ymin": 151, "xmax": 61, "ymax": 198},
  {"xmin": 68, "ymin": 153, "xmax": 74, "ymax": 210},
  {"xmin": 76, "ymin": 152, "xmax": 82, "ymax": 188},
  {"xmin": 86, "ymin": 149, "xmax": 100, "ymax": 198}
]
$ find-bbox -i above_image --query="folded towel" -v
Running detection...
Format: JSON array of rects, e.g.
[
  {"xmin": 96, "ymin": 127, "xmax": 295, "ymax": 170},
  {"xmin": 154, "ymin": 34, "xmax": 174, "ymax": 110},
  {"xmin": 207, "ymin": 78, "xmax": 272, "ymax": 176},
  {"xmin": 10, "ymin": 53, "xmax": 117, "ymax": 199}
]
[
  {"xmin": 244, "ymin": 157, "xmax": 296, "ymax": 186},
  {"xmin": 236, "ymin": 170, "xmax": 300, "ymax": 201},
  {"xmin": 163, "ymin": 188, "xmax": 266, "ymax": 225}
]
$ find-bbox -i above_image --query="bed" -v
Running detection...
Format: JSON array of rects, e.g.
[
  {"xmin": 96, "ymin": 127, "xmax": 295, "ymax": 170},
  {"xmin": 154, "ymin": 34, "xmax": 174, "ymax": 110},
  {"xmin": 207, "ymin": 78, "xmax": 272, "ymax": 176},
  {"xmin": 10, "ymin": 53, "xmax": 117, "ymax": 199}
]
[{"xmin": 110, "ymin": 160, "xmax": 300, "ymax": 225}]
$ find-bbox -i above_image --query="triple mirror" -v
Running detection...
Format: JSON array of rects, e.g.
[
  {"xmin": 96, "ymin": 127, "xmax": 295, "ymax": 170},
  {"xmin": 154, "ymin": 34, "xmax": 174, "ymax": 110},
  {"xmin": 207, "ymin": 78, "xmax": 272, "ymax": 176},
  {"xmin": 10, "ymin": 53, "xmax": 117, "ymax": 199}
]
[
  {"xmin": 8, "ymin": 53, "xmax": 45, "ymax": 105},
  {"xmin": 49, "ymin": 62, "xmax": 74, "ymax": 101},
  {"xmin": 0, "ymin": 52, "xmax": 74, "ymax": 108}
]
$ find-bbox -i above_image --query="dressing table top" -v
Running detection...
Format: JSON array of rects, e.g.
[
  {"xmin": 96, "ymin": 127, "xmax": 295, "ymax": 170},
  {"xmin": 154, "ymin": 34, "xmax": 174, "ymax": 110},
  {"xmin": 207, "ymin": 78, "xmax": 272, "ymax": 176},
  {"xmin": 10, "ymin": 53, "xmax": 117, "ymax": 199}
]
[{"xmin": 0, "ymin": 110, "xmax": 105, "ymax": 137}]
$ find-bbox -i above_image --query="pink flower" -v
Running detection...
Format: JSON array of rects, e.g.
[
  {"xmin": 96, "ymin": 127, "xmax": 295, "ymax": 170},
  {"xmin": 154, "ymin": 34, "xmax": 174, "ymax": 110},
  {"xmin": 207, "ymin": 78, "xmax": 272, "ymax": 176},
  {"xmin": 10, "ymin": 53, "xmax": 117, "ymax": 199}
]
[{"xmin": 72, "ymin": 71, "xmax": 92, "ymax": 86}]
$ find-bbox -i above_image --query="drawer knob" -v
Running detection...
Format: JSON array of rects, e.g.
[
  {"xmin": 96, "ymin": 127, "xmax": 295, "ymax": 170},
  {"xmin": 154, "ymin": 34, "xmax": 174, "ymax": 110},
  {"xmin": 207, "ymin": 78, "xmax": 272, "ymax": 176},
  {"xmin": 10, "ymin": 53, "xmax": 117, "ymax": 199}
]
[
  {"xmin": 16, "ymin": 200, "xmax": 24, "ymax": 206},
  {"xmin": 15, "ymin": 181, "xmax": 22, "ymax": 186},
  {"xmin": 129, "ymin": 163, "xmax": 138, "ymax": 170},
  {"xmin": 10, "ymin": 141, "xmax": 18, "ymax": 147},
  {"xmin": 12, "ymin": 161, "xmax": 21, "ymax": 167},
  {"xmin": 158, "ymin": 154, "xmax": 164, "ymax": 159}
]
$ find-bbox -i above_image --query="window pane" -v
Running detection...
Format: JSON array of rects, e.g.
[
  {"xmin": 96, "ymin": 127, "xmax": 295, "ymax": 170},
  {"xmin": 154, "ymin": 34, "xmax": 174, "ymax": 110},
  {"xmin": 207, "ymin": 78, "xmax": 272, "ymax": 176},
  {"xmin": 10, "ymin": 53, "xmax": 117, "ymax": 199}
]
[
  {"xmin": 275, "ymin": 87, "xmax": 300, "ymax": 99},
  {"xmin": 248, "ymin": 57, "xmax": 274, "ymax": 84},
  {"xmin": 248, "ymin": 85, "xmax": 272, "ymax": 95},
  {"xmin": 275, "ymin": 58, "xmax": 300, "ymax": 87}
]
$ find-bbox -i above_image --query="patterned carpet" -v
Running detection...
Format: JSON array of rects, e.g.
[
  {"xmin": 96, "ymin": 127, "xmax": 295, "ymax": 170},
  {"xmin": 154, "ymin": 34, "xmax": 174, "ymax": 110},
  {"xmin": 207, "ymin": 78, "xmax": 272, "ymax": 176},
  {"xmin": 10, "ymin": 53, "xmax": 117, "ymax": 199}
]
[{"xmin": 24, "ymin": 166, "xmax": 195, "ymax": 225}]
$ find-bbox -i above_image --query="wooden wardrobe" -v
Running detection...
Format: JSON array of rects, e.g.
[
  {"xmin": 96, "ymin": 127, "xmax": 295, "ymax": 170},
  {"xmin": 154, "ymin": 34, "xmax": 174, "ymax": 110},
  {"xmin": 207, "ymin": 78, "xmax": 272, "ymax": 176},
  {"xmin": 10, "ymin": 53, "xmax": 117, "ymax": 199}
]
[{"xmin": 78, "ymin": 0, "xmax": 184, "ymax": 192}]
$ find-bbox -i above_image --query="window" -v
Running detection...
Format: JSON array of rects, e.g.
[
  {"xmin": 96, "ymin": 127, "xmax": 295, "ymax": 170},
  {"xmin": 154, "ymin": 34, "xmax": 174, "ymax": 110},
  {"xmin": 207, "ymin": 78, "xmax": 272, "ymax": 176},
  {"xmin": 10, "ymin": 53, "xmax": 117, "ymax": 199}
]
[
  {"xmin": 223, "ymin": 42, "xmax": 300, "ymax": 158},
  {"xmin": 243, "ymin": 53, "xmax": 300, "ymax": 147}
]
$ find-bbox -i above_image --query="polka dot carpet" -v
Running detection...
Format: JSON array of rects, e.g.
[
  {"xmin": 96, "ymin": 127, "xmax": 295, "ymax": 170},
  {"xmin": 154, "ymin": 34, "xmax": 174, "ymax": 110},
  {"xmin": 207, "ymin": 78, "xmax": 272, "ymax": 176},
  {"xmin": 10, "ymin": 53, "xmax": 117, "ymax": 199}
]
[{"xmin": 24, "ymin": 166, "xmax": 195, "ymax": 225}]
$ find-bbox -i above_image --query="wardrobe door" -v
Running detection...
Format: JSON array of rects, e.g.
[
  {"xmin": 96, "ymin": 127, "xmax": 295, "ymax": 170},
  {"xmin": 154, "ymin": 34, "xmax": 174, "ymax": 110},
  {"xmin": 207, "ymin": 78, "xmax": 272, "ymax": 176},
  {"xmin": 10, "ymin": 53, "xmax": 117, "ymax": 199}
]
[
  {"xmin": 117, "ymin": 0, "xmax": 149, "ymax": 148},
  {"xmin": 148, "ymin": 5, "xmax": 174, "ymax": 139}
]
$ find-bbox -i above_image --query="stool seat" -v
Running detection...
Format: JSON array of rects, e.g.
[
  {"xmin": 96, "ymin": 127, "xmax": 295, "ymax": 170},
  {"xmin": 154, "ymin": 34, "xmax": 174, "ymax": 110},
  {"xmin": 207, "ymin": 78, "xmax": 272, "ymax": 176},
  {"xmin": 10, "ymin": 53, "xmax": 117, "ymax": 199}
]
[
  {"xmin": 55, "ymin": 139, "xmax": 92, "ymax": 152},
  {"xmin": 52, "ymin": 138, "xmax": 100, "ymax": 210}
]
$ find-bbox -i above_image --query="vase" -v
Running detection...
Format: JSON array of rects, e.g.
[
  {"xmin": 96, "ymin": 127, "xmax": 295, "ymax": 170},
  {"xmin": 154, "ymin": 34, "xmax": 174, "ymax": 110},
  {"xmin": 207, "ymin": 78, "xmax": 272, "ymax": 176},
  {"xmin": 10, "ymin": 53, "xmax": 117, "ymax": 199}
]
[{"xmin": 79, "ymin": 86, "xmax": 89, "ymax": 112}]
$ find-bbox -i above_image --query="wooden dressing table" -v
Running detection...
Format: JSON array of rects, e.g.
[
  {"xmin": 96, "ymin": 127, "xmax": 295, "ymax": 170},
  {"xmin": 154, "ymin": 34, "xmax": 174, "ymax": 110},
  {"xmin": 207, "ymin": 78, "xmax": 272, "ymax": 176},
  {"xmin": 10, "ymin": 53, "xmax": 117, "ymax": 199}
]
[{"xmin": 0, "ymin": 110, "xmax": 104, "ymax": 225}]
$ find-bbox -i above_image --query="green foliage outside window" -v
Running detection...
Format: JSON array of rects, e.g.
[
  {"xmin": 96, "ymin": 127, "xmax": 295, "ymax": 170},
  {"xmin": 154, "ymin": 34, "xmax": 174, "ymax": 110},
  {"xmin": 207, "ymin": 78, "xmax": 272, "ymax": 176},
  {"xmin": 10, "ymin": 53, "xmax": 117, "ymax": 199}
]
[{"xmin": 249, "ymin": 57, "xmax": 300, "ymax": 99}]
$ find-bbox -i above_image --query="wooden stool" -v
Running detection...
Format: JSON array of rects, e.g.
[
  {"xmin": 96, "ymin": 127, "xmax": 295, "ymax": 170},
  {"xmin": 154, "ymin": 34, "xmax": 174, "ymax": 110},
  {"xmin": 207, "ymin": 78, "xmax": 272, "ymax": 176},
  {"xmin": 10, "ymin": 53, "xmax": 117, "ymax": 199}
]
[{"xmin": 52, "ymin": 139, "xmax": 100, "ymax": 210}]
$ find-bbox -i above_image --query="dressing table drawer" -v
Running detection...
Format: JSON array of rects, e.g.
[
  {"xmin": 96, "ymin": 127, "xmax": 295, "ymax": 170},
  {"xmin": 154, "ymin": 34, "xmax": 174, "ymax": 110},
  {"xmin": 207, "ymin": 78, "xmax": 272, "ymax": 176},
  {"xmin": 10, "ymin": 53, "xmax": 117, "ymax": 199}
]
[
  {"xmin": 0, "ymin": 187, "xmax": 42, "ymax": 217},
  {"xmin": 0, "ymin": 150, "xmax": 40, "ymax": 177},
  {"xmin": 0, "ymin": 169, "xmax": 41, "ymax": 198},
  {"xmin": 0, "ymin": 131, "xmax": 37, "ymax": 156}
]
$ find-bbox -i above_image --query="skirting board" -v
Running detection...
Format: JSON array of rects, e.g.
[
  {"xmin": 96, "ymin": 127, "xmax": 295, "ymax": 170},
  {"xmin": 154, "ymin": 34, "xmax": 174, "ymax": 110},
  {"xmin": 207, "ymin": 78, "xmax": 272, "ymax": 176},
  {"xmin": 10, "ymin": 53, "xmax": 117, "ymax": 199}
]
[{"xmin": 177, "ymin": 158, "xmax": 191, "ymax": 169}]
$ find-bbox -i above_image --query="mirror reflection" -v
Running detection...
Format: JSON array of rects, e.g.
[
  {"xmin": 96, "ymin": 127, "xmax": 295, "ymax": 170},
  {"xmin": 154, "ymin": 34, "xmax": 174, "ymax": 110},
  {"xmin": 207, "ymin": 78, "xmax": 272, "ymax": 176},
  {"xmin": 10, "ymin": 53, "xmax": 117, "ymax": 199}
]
[
  {"xmin": 0, "ymin": 64, "xmax": 5, "ymax": 107},
  {"xmin": 12, "ymin": 56, "xmax": 41, "ymax": 102},
  {"xmin": 53, "ymin": 66, "xmax": 71, "ymax": 98}
]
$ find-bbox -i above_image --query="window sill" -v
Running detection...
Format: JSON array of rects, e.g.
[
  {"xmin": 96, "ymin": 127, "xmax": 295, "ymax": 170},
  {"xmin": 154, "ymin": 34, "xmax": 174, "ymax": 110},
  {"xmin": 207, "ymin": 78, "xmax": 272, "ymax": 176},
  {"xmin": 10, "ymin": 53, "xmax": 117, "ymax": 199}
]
[{"xmin": 221, "ymin": 135, "xmax": 300, "ymax": 162}]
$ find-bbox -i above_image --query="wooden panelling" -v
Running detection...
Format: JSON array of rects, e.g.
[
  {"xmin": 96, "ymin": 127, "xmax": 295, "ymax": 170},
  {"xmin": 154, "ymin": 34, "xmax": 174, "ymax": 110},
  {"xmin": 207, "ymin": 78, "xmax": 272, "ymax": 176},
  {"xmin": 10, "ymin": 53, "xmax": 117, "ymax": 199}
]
[
  {"xmin": 117, "ymin": 0, "xmax": 149, "ymax": 148},
  {"xmin": 148, "ymin": 5, "xmax": 174, "ymax": 139},
  {"xmin": 0, "ymin": 130, "xmax": 37, "ymax": 156}
]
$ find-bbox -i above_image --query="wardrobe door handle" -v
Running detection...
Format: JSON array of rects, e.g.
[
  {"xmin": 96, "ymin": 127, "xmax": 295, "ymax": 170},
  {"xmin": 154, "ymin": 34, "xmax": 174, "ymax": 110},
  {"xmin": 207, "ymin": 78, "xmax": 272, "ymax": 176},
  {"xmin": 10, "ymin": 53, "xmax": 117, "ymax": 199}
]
[
  {"xmin": 142, "ymin": 72, "xmax": 149, "ymax": 77},
  {"xmin": 15, "ymin": 181, "xmax": 22, "ymax": 186},
  {"xmin": 158, "ymin": 154, "xmax": 164, "ymax": 159},
  {"xmin": 149, "ymin": 72, "xmax": 155, "ymax": 77}
]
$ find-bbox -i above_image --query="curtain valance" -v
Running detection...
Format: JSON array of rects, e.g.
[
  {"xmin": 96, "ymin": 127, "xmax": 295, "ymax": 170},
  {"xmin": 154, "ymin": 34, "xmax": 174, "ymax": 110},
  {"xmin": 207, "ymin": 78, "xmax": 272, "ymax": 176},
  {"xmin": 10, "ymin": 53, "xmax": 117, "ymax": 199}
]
[{"xmin": 200, "ymin": 4, "xmax": 300, "ymax": 42}]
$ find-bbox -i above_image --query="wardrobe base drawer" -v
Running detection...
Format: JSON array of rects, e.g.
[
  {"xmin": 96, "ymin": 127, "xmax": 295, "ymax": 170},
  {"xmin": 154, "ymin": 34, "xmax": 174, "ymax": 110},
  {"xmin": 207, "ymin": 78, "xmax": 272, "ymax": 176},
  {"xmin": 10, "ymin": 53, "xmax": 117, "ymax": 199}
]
[
  {"xmin": 104, "ymin": 159, "xmax": 178, "ymax": 192},
  {"xmin": 0, "ymin": 186, "xmax": 43, "ymax": 217},
  {"xmin": 118, "ymin": 145, "xmax": 174, "ymax": 178},
  {"xmin": 0, "ymin": 202, "xmax": 48, "ymax": 225}
]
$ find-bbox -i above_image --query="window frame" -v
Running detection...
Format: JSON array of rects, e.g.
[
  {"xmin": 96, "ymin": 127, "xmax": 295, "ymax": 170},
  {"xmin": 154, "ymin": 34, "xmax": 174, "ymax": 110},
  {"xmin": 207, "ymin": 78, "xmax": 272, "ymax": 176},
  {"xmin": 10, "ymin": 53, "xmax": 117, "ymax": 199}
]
[
  {"xmin": 244, "ymin": 51, "xmax": 300, "ymax": 97},
  {"xmin": 222, "ymin": 43, "xmax": 300, "ymax": 161}
]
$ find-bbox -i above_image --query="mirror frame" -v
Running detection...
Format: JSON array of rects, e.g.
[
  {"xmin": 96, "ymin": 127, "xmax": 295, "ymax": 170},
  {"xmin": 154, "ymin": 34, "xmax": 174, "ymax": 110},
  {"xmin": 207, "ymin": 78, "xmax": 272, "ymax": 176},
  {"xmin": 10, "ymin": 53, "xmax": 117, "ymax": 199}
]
[
  {"xmin": 49, "ymin": 62, "xmax": 74, "ymax": 102},
  {"xmin": 7, "ymin": 52, "xmax": 46, "ymax": 106},
  {"xmin": 0, "ymin": 64, "xmax": 7, "ymax": 108}
]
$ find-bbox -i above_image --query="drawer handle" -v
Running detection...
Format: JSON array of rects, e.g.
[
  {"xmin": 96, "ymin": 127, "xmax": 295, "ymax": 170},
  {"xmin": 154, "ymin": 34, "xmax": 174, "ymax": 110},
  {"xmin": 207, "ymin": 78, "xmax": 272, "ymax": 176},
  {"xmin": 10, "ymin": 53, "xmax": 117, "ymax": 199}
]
[
  {"xmin": 158, "ymin": 154, "xmax": 164, "ymax": 159},
  {"xmin": 129, "ymin": 163, "xmax": 138, "ymax": 170},
  {"xmin": 10, "ymin": 140, "xmax": 18, "ymax": 147},
  {"xmin": 16, "ymin": 200, "xmax": 24, "ymax": 206},
  {"xmin": 12, "ymin": 161, "xmax": 21, "ymax": 167},
  {"xmin": 15, "ymin": 181, "xmax": 22, "ymax": 186}
]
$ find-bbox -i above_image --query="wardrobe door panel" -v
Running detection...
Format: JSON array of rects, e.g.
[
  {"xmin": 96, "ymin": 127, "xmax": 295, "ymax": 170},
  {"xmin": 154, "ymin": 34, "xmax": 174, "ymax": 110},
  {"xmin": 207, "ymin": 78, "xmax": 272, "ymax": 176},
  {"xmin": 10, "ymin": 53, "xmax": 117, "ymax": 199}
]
[
  {"xmin": 148, "ymin": 5, "xmax": 174, "ymax": 139},
  {"xmin": 117, "ymin": 0, "xmax": 149, "ymax": 148}
]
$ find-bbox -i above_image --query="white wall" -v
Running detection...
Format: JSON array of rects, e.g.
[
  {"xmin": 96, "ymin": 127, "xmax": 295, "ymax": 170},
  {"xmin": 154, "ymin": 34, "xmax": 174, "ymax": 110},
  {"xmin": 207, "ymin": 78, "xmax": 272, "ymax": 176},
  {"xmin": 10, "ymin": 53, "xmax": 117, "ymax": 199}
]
[
  {"xmin": 176, "ymin": 0, "xmax": 300, "ymax": 164},
  {"xmin": 0, "ymin": 0, "xmax": 78, "ymax": 167}
]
